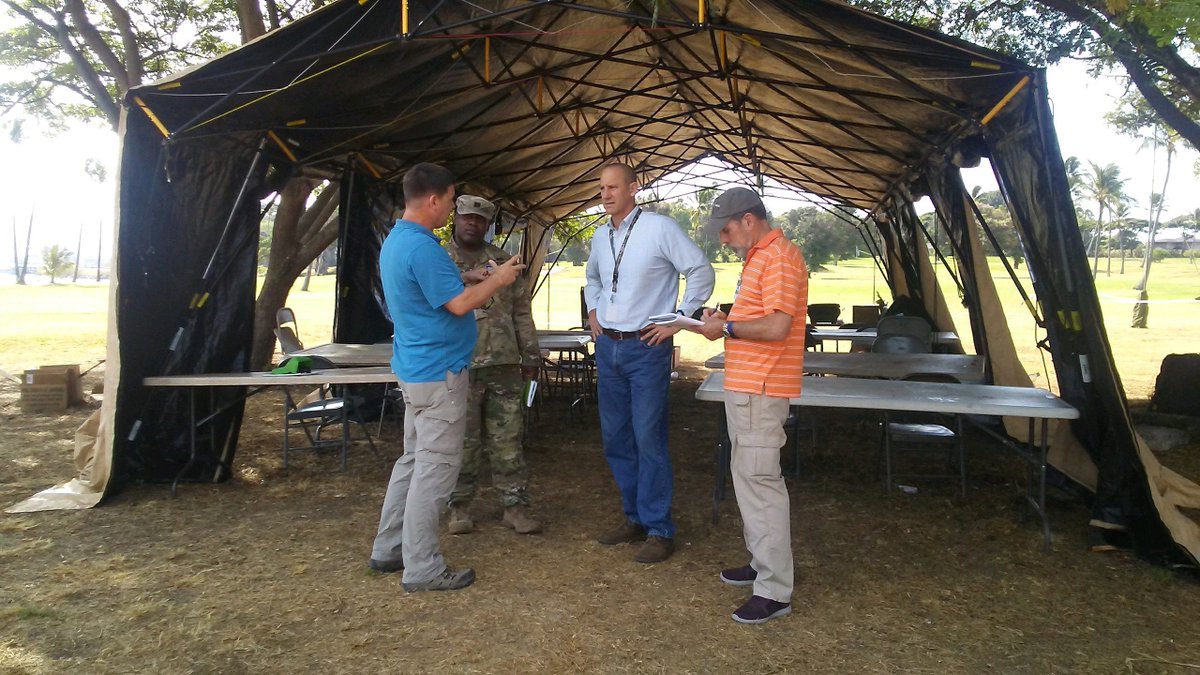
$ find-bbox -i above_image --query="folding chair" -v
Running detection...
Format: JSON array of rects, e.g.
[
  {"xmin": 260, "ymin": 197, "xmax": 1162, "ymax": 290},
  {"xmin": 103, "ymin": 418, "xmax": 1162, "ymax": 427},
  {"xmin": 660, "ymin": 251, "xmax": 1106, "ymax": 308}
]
[
  {"xmin": 274, "ymin": 307, "xmax": 304, "ymax": 354},
  {"xmin": 282, "ymin": 356, "xmax": 382, "ymax": 470}
]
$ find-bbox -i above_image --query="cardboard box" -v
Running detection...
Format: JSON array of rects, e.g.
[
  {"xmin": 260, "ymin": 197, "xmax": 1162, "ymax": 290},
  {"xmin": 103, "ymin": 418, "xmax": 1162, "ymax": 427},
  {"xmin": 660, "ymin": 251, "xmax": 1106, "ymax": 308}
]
[
  {"xmin": 22, "ymin": 364, "xmax": 85, "ymax": 408},
  {"xmin": 20, "ymin": 383, "xmax": 69, "ymax": 413}
]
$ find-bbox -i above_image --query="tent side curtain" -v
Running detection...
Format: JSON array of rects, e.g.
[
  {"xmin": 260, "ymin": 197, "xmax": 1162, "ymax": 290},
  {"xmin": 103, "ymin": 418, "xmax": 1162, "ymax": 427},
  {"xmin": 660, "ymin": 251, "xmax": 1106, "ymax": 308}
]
[
  {"xmin": 333, "ymin": 170, "xmax": 398, "ymax": 345},
  {"xmin": 112, "ymin": 113, "xmax": 267, "ymax": 488},
  {"xmin": 984, "ymin": 76, "xmax": 1192, "ymax": 565}
]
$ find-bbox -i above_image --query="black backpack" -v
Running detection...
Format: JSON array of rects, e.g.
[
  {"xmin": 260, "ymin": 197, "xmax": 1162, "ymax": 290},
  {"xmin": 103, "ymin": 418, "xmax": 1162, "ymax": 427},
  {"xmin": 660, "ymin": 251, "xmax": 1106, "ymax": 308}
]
[{"xmin": 1150, "ymin": 354, "xmax": 1200, "ymax": 417}]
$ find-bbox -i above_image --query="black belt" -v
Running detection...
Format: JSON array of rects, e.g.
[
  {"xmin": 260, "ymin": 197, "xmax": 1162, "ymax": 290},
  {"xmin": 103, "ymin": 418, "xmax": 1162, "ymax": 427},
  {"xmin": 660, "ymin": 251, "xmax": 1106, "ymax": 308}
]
[{"xmin": 601, "ymin": 327, "xmax": 647, "ymax": 340}]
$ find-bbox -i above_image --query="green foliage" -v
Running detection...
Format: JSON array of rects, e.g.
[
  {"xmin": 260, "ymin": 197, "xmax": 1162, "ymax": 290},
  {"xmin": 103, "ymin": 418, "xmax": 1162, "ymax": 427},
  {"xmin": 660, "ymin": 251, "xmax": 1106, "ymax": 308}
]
[
  {"xmin": 843, "ymin": 0, "xmax": 1200, "ymax": 150},
  {"xmin": 0, "ymin": 0, "xmax": 238, "ymax": 128},
  {"xmin": 778, "ymin": 206, "xmax": 862, "ymax": 269},
  {"xmin": 40, "ymin": 244, "xmax": 73, "ymax": 283},
  {"xmin": 972, "ymin": 190, "xmax": 1025, "ymax": 260}
]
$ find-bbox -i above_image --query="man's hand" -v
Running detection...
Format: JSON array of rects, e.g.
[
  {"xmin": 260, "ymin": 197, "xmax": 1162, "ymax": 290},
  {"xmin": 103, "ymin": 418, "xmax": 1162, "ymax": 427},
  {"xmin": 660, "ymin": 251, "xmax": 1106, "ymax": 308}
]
[
  {"xmin": 521, "ymin": 365, "xmax": 539, "ymax": 381},
  {"xmin": 693, "ymin": 307, "xmax": 726, "ymax": 341},
  {"xmin": 461, "ymin": 266, "xmax": 490, "ymax": 284},
  {"xmin": 489, "ymin": 256, "xmax": 525, "ymax": 286},
  {"xmin": 641, "ymin": 323, "xmax": 681, "ymax": 346},
  {"xmin": 588, "ymin": 309, "xmax": 602, "ymax": 339}
]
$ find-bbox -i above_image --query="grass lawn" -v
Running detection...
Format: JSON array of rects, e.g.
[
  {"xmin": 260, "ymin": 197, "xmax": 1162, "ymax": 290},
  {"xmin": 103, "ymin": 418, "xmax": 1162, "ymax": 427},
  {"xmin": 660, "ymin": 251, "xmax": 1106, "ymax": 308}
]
[
  {"xmin": 2, "ymin": 258, "xmax": 1199, "ymax": 673},
  {"xmin": 4, "ymin": 255, "xmax": 1196, "ymax": 399}
]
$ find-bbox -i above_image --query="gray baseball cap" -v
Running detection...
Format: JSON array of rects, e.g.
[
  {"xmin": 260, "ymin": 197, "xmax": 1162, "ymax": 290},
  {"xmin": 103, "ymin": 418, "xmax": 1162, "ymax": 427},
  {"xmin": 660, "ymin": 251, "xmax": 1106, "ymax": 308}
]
[
  {"xmin": 456, "ymin": 194, "xmax": 496, "ymax": 219},
  {"xmin": 705, "ymin": 187, "xmax": 764, "ymax": 237}
]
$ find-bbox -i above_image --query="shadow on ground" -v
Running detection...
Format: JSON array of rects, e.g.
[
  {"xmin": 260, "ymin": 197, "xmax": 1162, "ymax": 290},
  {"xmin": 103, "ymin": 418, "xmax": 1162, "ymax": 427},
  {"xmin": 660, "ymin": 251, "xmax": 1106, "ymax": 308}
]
[{"xmin": 1, "ymin": 365, "xmax": 1199, "ymax": 673}]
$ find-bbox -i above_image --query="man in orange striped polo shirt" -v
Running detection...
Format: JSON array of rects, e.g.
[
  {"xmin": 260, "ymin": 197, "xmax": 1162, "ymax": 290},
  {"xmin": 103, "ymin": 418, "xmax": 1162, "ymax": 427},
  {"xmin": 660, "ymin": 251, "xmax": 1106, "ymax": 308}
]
[{"xmin": 690, "ymin": 187, "xmax": 808, "ymax": 624}]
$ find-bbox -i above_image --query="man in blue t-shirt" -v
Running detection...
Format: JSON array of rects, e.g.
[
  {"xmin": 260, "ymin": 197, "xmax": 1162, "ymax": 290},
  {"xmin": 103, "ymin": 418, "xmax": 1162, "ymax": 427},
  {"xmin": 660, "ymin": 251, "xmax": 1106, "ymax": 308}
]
[{"xmin": 369, "ymin": 163, "xmax": 524, "ymax": 593}]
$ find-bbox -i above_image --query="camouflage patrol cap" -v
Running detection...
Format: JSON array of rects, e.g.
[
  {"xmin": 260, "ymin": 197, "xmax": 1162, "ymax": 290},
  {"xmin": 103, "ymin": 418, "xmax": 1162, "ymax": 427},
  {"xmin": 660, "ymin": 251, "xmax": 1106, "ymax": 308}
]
[{"xmin": 456, "ymin": 194, "xmax": 496, "ymax": 220}]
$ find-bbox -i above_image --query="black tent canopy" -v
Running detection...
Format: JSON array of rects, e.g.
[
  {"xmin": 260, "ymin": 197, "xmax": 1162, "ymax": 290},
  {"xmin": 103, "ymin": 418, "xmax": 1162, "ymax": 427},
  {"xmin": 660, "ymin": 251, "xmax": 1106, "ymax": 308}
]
[{"xmin": 51, "ymin": 0, "xmax": 1198, "ymax": 565}]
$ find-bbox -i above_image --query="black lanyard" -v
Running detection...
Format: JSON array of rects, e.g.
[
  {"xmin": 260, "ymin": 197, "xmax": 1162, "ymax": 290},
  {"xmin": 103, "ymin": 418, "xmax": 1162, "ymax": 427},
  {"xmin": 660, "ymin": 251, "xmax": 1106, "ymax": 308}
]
[{"xmin": 607, "ymin": 207, "xmax": 642, "ymax": 297}]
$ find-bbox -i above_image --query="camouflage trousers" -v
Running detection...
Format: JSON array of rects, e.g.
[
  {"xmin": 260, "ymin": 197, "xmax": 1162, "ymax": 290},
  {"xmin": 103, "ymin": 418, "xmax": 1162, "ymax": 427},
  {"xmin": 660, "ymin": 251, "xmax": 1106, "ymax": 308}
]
[{"xmin": 448, "ymin": 365, "xmax": 531, "ymax": 507}]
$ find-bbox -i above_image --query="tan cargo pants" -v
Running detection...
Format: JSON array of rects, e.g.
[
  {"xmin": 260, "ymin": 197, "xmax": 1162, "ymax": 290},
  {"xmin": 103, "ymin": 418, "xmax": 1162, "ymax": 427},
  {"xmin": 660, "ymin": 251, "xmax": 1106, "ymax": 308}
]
[{"xmin": 725, "ymin": 391, "xmax": 794, "ymax": 603}]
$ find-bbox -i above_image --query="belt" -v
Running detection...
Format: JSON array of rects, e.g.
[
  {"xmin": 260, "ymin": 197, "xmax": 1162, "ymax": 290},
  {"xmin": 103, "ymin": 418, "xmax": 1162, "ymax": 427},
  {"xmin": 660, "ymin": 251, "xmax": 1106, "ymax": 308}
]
[{"xmin": 601, "ymin": 327, "xmax": 647, "ymax": 340}]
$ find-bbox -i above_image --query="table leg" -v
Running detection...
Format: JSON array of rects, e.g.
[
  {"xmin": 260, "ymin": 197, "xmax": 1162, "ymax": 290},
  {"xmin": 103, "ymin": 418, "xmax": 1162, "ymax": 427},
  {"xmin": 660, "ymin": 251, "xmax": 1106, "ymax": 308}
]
[
  {"xmin": 1037, "ymin": 418, "xmax": 1052, "ymax": 553},
  {"xmin": 1020, "ymin": 417, "xmax": 1052, "ymax": 553},
  {"xmin": 713, "ymin": 411, "xmax": 730, "ymax": 524},
  {"xmin": 171, "ymin": 387, "xmax": 199, "ymax": 498}
]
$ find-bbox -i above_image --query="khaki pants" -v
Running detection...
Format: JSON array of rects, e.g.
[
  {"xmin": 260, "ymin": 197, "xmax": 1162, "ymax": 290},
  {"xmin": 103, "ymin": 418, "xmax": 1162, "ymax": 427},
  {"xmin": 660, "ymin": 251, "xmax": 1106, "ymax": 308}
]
[
  {"xmin": 372, "ymin": 369, "xmax": 468, "ymax": 583},
  {"xmin": 725, "ymin": 391, "xmax": 794, "ymax": 603}
]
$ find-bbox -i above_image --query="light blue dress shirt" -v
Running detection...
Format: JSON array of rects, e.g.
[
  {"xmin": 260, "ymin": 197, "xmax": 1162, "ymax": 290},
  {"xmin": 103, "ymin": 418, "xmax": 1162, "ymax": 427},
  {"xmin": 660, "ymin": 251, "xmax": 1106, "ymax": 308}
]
[{"xmin": 584, "ymin": 208, "xmax": 715, "ymax": 331}]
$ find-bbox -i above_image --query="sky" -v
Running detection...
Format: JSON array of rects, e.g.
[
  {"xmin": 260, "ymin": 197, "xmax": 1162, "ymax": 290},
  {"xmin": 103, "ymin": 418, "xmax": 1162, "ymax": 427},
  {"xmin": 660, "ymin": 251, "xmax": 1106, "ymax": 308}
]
[{"xmin": 1, "ymin": 58, "xmax": 1197, "ymax": 269}]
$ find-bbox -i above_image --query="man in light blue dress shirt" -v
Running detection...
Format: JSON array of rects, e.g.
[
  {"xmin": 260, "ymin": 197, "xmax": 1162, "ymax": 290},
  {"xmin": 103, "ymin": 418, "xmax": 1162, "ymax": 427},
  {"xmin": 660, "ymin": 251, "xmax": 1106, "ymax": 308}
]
[{"xmin": 584, "ymin": 162, "xmax": 715, "ymax": 563}]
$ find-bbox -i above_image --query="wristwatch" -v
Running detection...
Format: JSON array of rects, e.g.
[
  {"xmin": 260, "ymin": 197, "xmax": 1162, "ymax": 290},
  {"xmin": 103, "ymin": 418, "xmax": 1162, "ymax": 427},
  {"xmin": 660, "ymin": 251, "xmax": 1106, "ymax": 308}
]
[{"xmin": 723, "ymin": 321, "xmax": 736, "ymax": 339}]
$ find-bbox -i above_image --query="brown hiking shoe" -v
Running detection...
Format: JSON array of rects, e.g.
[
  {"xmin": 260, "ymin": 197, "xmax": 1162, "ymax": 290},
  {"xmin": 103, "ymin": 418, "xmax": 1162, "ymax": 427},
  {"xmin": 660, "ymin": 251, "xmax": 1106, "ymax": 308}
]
[
  {"xmin": 634, "ymin": 536, "xmax": 674, "ymax": 563},
  {"xmin": 503, "ymin": 505, "xmax": 543, "ymax": 534},
  {"xmin": 597, "ymin": 520, "xmax": 646, "ymax": 546},
  {"xmin": 448, "ymin": 505, "xmax": 474, "ymax": 535}
]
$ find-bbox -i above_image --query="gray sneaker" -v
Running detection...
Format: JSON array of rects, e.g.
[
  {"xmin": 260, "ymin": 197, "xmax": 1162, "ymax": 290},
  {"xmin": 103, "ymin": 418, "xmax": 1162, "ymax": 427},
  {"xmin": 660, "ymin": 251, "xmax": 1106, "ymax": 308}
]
[{"xmin": 402, "ymin": 566, "xmax": 476, "ymax": 593}]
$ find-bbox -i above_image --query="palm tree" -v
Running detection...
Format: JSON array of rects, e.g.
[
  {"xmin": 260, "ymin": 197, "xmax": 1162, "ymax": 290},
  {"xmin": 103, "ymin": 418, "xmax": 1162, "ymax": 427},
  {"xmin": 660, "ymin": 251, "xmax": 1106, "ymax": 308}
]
[
  {"xmin": 1109, "ymin": 200, "xmax": 1138, "ymax": 274},
  {"xmin": 41, "ymin": 245, "xmax": 74, "ymax": 284},
  {"xmin": 1080, "ymin": 162, "xmax": 1128, "ymax": 279},
  {"xmin": 1134, "ymin": 127, "xmax": 1177, "ymax": 294}
]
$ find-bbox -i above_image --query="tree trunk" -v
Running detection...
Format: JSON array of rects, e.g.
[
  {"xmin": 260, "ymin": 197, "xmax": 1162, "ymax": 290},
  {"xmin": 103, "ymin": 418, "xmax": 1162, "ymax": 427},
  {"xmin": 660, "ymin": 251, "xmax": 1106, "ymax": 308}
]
[
  {"xmin": 21, "ymin": 212, "xmax": 33, "ymax": 284},
  {"xmin": 301, "ymin": 260, "xmax": 314, "ymax": 291},
  {"xmin": 1105, "ymin": 224, "xmax": 1112, "ymax": 275},
  {"xmin": 1119, "ymin": 231, "xmax": 1126, "ymax": 274},
  {"xmin": 1131, "ymin": 289, "xmax": 1148, "ymax": 328},
  {"xmin": 73, "ymin": 224, "xmax": 83, "ymax": 282},
  {"xmin": 1134, "ymin": 149, "xmax": 1173, "ymax": 292},
  {"xmin": 1091, "ymin": 205, "xmax": 1102, "ymax": 279},
  {"xmin": 249, "ymin": 179, "xmax": 341, "ymax": 369},
  {"xmin": 12, "ymin": 219, "xmax": 22, "ymax": 285},
  {"xmin": 235, "ymin": 0, "xmax": 267, "ymax": 43},
  {"xmin": 96, "ymin": 221, "xmax": 102, "ymax": 282}
]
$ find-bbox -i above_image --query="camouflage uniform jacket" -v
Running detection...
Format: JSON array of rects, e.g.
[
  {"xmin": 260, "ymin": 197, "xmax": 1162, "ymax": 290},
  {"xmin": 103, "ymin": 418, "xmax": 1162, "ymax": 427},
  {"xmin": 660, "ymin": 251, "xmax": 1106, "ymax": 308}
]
[{"xmin": 445, "ymin": 239, "xmax": 541, "ymax": 369}]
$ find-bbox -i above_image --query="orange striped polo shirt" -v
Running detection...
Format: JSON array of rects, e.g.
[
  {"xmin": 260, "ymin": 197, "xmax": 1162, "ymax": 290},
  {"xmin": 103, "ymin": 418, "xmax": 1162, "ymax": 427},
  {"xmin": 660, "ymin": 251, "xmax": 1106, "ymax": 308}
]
[{"xmin": 724, "ymin": 228, "xmax": 809, "ymax": 398}]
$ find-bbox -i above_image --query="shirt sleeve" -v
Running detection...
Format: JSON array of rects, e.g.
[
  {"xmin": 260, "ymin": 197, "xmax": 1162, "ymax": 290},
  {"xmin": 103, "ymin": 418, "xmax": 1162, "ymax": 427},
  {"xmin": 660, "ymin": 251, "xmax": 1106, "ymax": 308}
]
[
  {"xmin": 760, "ymin": 248, "xmax": 806, "ymax": 317},
  {"xmin": 413, "ymin": 240, "xmax": 466, "ymax": 309},
  {"xmin": 583, "ymin": 230, "xmax": 604, "ymax": 313},
  {"xmin": 658, "ymin": 217, "xmax": 715, "ymax": 316},
  {"xmin": 511, "ymin": 273, "xmax": 541, "ymax": 366}
]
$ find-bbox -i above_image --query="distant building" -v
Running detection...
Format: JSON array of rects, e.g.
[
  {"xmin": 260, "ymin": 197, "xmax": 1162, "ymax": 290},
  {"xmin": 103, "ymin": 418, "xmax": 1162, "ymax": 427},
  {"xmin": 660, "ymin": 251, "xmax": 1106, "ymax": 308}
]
[{"xmin": 1145, "ymin": 228, "xmax": 1200, "ymax": 253}]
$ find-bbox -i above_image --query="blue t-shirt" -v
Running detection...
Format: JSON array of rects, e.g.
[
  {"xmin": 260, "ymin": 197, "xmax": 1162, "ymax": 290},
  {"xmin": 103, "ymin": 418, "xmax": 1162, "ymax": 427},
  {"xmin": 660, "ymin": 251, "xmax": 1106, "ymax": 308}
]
[{"xmin": 379, "ymin": 219, "xmax": 477, "ymax": 383}]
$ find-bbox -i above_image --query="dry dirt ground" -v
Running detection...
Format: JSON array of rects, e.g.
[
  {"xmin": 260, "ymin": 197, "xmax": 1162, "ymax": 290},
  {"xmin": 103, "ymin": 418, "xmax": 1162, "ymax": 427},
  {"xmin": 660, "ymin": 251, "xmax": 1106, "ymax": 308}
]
[{"xmin": 2, "ymin": 366, "xmax": 1200, "ymax": 674}]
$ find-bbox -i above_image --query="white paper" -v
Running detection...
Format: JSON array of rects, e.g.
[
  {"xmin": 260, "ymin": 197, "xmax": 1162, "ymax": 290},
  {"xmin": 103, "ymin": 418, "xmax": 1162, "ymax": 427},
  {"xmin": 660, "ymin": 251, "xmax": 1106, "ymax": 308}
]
[
  {"xmin": 524, "ymin": 379, "xmax": 538, "ymax": 408},
  {"xmin": 648, "ymin": 312, "xmax": 703, "ymax": 328}
]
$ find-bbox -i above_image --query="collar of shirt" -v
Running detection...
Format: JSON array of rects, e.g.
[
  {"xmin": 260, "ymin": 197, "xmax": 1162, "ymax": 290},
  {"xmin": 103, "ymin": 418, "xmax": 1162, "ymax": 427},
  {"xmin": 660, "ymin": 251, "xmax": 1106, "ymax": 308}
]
[
  {"xmin": 744, "ymin": 228, "xmax": 783, "ymax": 265},
  {"xmin": 446, "ymin": 238, "xmax": 501, "ymax": 267},
  {"xmin": 609, "ymin": 207, "xmax": 640, "ymax": 231},
  {"xmin": 395, "ymin": 218, "xmax": 438, "ymax": 241}
]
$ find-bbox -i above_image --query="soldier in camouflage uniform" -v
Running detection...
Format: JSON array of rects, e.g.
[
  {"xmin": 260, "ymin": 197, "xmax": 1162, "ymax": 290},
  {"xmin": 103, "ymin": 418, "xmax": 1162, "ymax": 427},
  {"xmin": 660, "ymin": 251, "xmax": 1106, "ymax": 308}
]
[{"xmin": 444, "ymin": 194, "xmax": 543, "ymax": 535}]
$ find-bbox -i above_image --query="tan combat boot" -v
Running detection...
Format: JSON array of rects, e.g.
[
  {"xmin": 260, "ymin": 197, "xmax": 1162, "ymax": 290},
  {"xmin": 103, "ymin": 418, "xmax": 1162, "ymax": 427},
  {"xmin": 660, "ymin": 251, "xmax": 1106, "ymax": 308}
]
[
  {"xmin": 448, "ymin": 505, "xmax": 474, "ymax": 535},
  {"xmin": 503, "ymin": 505, "xmax": 543, "ymax": 534}
]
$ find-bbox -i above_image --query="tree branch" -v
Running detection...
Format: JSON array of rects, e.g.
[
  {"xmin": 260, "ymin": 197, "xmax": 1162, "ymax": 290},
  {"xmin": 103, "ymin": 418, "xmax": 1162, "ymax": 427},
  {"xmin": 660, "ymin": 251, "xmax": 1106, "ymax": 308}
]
[
  {"xmin": 63, "ymin": 0, "xmax": 130, "ymax": 93},
  {"xmin": 97, "ymin": 0, "xmax": 143, "ymax": 85},
  {"xmin": 50, "ymin": 11, "xmax": 120, "ymax": 128},
  {"xmin": 1036, "ymin": 0, "xmax": 1200, "ymax": 149}
]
